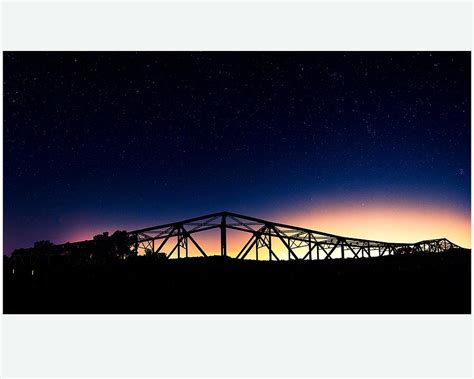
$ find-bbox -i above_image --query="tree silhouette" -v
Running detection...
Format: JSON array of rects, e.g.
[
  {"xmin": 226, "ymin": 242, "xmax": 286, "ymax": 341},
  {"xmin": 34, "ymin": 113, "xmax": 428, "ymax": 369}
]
[
  {"xmin": 91, "ymin": 232, "xmax": 112, "ymax": 260},
  {"xmin": 110, "ymin": 230, "xmax": 134, "ymax": 259},
  {"xmin": 90, "ymin": 231, "xmax": 134, "ymax": 260},
  {"xmin": 33, "ymin": 240, "xmax": 54, "ymax": 252}
]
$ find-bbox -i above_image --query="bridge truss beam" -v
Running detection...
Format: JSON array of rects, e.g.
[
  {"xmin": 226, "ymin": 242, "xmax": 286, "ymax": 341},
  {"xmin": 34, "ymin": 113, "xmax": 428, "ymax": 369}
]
[{"xmin": 128, "ymin": 211, "xmax": 462, "ymax": 261}]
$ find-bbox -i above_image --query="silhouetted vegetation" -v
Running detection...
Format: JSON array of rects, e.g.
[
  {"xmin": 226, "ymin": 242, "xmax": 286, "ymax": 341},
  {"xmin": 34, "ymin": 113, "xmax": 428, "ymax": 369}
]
[{"xmin": 7, "ymin": 230, "xmax": 136, "ymax": 272}]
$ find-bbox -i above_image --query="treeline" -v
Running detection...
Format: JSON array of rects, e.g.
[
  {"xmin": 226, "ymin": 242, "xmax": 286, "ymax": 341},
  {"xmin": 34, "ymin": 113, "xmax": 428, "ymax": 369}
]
[{"xmin": 4, "ymin": 231, "xmax": 139, "ymax": 275}]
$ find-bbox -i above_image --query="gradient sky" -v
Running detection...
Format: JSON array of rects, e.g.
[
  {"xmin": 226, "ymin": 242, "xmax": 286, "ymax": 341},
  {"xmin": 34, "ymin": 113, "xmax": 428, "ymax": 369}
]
[{"xmin": 3, "ymin": 52, "xmax": 471, "ymax": 254}]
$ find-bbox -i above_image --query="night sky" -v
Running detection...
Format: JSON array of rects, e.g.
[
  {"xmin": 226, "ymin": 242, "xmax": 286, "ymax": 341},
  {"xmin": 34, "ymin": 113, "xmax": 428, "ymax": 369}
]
[{"xmin": 3, "ymin": 52, "xmax": 471, "ymax": 254}]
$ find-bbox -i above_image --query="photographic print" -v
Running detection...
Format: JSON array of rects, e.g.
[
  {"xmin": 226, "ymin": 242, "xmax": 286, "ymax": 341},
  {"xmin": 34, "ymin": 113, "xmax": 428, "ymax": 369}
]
[{"xmin": 3, "ymin": 51, "xmax": 471, "ymax": 314}]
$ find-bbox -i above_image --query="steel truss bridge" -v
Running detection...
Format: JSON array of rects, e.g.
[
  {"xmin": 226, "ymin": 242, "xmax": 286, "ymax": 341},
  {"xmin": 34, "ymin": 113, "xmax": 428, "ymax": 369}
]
[{"xmin": 129, "ymin": 211, "xmax": 461, "ymax": 260}]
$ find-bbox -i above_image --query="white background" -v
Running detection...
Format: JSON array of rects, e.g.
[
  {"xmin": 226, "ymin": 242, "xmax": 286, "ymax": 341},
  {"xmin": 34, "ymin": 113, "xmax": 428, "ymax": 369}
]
[
  {"xmin": 3, "ymin": 315, "xmax": 472, "ymax": 377},
  {"xmin": 1, "ymin": 1, "xmax": 472, "ymax": 378}
]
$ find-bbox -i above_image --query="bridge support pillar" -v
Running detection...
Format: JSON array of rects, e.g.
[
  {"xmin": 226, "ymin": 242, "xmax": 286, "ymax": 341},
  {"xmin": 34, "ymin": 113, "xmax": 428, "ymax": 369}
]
[
  {"xmin": 308, "ymin": 234, "xmax": 312, "ymax": 260},
  {"xmin": 220, "ymin": 214, "xmax": 227, "ymax": 257},
  {"xmin": 177, "ymin": 226, "xmax": 182, "ymax": 259},
  {"xmin": 268, "ymin": 228, "xmax": 272, "ymax": 261}
]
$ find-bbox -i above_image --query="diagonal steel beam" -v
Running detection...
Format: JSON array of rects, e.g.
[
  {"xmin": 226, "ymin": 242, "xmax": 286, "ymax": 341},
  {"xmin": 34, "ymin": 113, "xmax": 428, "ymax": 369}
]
[
  {"xmin": 324, "ymin": 241, "xmax": 340, "ymax": 259},
  {"xmin": 239, "ymin": 235, "xmax": 259, "ymax": 260},
  {"xmin": 236, "ymin": 233, "xmax": 257, "ymax": 259},
  {"xmin": 258, "ymin": 229, "xmax": 280, "ymax": 261},
  {"xmin": 166, "ymin": 236, "xmax": 181, "ymax": 259},
  {"xmin": 271, "ymin": 225, "xmax": 299, "ymax": 260},
  {"xmin": 344, "ymin": 242, "xmax": 360, "ymax": 258},
  {"xmin": 153, "ymin": 226, "xmax": 176, "ymax": 254},
  {"xmin": 186, "ymin": 232, "xmax": 208, "ymax": 258}
]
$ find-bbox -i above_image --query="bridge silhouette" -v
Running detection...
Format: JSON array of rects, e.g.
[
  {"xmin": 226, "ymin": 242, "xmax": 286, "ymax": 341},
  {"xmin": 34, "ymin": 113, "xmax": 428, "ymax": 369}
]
[
  {"xmin": 6, "ymin": 211, "xmax": 469, "ymax": 314},
  {"xmin": 129, "ymin": 211, "xmax": 461, "ymax": 260}
]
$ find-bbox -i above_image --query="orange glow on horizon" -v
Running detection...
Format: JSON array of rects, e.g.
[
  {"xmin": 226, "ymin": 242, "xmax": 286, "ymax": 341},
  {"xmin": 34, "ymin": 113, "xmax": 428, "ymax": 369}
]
[
  {"xmin": 62, "ymin": 198, "xmax": 471, "ymax": 258},
  {"xmin": 270, "ymin": 199, "xmax": 471, "ymax": 249},
  {"xmin": 135, "ymin": 199, "xmax": 471, "ymax": 259}
]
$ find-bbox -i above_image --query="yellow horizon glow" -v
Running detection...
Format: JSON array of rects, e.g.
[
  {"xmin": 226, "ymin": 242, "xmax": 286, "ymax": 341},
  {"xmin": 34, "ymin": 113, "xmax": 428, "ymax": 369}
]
[
  {"xmin": 271, "ymin": 199, "xmax": 471, "ymax": 248},
  {"xmin": 65, "ymin": 198, "xmax": 471, "ymax": 258},
  {"xmin": 182, "ymin": 199, "xmax": 471, "ymax": 257}
]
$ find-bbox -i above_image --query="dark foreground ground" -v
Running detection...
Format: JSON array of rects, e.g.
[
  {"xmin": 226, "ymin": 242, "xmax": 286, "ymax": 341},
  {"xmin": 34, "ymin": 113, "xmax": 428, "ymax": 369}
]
[{"xmin": 4, "ymin": 249, "xmax": 471, "ymax": 314}]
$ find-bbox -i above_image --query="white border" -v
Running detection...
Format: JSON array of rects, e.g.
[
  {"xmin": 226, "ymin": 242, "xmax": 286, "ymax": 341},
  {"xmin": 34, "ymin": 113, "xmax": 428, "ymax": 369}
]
[
  {"xmin": 1, "ymin": 1, "xmax": 472, "ymax": 51},
  {"xmin": 1, "ymin": 1, "xmax": 472, "ymax": 378},
  {"xmin": 2, "ymin": 315, "xmax": 472, "ymax": 377}
]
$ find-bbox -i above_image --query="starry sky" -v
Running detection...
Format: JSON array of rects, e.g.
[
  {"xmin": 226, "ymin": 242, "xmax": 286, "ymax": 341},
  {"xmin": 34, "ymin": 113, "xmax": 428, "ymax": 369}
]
[{"xmin": 3, "ymin": 52, "xmax": 471, "ymax": 254}]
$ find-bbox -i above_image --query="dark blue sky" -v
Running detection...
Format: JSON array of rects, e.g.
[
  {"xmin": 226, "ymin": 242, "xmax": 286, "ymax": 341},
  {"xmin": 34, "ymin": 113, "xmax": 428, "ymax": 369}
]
[{"xmin": 3, "ymin": 52, "xmax": 470, "ymax": 253}]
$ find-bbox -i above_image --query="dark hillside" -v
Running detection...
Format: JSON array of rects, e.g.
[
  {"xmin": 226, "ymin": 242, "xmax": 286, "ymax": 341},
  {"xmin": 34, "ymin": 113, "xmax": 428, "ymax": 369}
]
[{"xmin": 3, "ymin": 249, "xmax": 470, "ymax": 314}]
